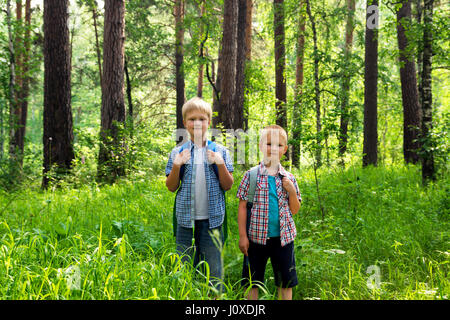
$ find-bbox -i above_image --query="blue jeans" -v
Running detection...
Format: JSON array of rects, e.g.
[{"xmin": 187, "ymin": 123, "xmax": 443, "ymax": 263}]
[{"xmin": 176, "ymin": 219, "xmax": 224, "ymax": 291}]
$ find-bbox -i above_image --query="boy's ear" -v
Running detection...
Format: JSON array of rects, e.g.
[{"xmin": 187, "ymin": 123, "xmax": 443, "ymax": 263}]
[{"xmin": 283, "ymin": 145, "xmax": 288, "ymax": 154}]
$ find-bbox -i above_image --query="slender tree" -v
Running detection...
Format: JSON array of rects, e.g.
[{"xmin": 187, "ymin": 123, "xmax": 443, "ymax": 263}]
[
  {"xmin": 396, "ymin": 0, "xmax": 422, "ymax": 164},
  {"xmin": 174, "ymin": 0, "xmax": 185, "ymax": 142},
  {"xmin": 234, "ymin": 0, "xmax": 247, "ymax": 131},
  {"xmin": 338, "ymin": 0, "xmax": 356, "ymax": 162},
  {"xmin": 363, "ymin": 0, "xmax": 378, "ymax": 167},
  {"xmin": 197, "ymin": 0, "xmax": 206, "ymax": 98},
  {"xmin": 420, "ymin": 0, "xmax": 435, "ymax": 182},
  {"xmin": 306, "ymin": 0, "xmax": 322, "ymax": 167},
  {"xmin": 42, "ymin": 0, "xmax": 75, "ymax": 188},
  {"xmin": 97, "ymin": 0, "xmax": 126, "ymax": 183},
  {"xmin": 292, "ymin": 0, "xmax": 305, "ymax": 168},
  {"xmin": 273, "ymin": 0, "xmax": 287, "ymax": 129}
]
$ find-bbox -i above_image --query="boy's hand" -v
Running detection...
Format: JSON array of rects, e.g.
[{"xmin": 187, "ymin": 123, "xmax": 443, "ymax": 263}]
[
  {"xmin": 239, "ymin": 235, "xmax": 249, "ymax": 256},
  {"xmin": 174, "ymin": 149, "xmax": 191, "ymax": 166},
  {"xmin": 207, "ymin": 150, "xmax": 224, "ymax": 165},
  {"xmin": 282, "ymin": 177, "xmax": 296, "ymax": 195}
]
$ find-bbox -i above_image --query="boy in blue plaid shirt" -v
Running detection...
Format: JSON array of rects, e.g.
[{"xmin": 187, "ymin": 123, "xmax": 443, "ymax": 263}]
[{"xmin": 165, "ymin": 97, "xmax": 234, "ymax": 291}]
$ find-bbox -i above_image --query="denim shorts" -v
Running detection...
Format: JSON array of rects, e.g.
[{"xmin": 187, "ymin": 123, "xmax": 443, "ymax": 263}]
[
  {"xmin": 176, "ymin": 219, "xmax": 224, "ymax": 290},
  {"xmin": 242, "ymin": 237, "xmax": 298, "ymax": 289}
]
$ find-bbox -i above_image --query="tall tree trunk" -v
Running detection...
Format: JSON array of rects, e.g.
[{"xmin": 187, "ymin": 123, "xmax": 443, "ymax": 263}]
[
  {"xmin": 9, "ymin": 0, "xmax": 22, "ymax": 165},
  {"xmin": 234, "ymin": 0, "xmax": 247, "ymax": 131},
  {"xmin": 17, "ymin": 0, "xmax": 31, "ymax": 164},
  {"xmin": 396, "ymin": 0, "xmax": 422, "ymax": 164},
  {"xmin": 415, "ymin": 0, "xmax": 423, "ymax": 109},
  {"xmin": 421, "ymin": 0, "xmax": 435, "ymax": 183},
  {"xmin": 213, "ymin": 0, "xmax": 237, "ymax": 130},
  {"xmin": 338, "ymin": 0, "xmax": 356, "ymax": 163},
  {"xmin": 306, "ymin": 0, "xmax": 321, "ymax": 167},
  {"xmin": 174, "ymin": 0, "xmax": 185, "ymax": 143},
  {"xmin": 124, "ymin": 55, "xmax": 133, "ymax": 134},
  {"xmin": 273, "ymin": 0, "xmax": 287, "ymax": 129},
  {"xmin": 197, "ymin": 0, "xmax": 206, "ymax": 98},
  {"xmin": 6, "ymin": 0, "xmax": 17, "ymax": 162},
  {"xmin": 292, "ymin": 1, "xmax": 305, "ymax": 168},
  {"xmin": 363, "ymin": 0, "xmax": 378, "ymax": 167},
  {"xmin": 97, "ymin": 0, "xmax": 126, "ymax": 183},
  {"xmin": 42, "ymin": 0, "xmax": 75, "ymax": 188},
  {"xmin": 243, "ymin": 0, "xmax": 253, "ymax": 130},
  {"xmin": 91, "ymin": 1, "xmax": 103, "ymax": 88}
]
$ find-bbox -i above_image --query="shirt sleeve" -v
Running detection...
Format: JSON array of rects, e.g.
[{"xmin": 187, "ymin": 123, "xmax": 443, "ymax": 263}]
[
  {"xmin": 236, "ymin": 170, "xmax": 250, "ymax": 201},
  {"xmin": 165, "ymin": 148, "xmax": 178, "ymax": 177},
  {"xmin": 222, "ymin": 147, "xmax": 234, "ymax": 173}
]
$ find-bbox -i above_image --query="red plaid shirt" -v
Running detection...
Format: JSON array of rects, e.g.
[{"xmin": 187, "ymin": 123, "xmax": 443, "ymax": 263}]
[{"xmin": 236, "ymin": 162, "xmax": 302, "ymax": 246}]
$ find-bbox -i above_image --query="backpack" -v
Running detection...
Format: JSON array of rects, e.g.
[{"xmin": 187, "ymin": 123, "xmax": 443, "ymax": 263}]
[
  {"xmin": 246, "ymin": 165, "xmax": 259, "ymax": 232},
  {"xmin": 172, "ymin": 141, "xmax": 229, "ymax": 242}
]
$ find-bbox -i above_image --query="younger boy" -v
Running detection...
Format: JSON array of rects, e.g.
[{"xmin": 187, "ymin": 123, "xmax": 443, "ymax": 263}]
[
  {"xmin": 165, "ymin": 97, "xmax": 234, "ymax": 291},
  {"xmin": 236, "ymin": 125, "xmax": 301, "ymax": 300}
]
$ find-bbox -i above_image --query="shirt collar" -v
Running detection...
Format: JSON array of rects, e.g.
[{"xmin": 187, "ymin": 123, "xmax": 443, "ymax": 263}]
[{"xmin": 258, "ymin": 161, "xmax": 288, "ymax": 177}]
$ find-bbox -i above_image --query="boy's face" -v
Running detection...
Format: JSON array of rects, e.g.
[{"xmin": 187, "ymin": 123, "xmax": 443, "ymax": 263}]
[
  {"xmin": 259, "ymin": 130, "xmax": 288, "ymax": 163},
  {"xmin": 183, "ymin": 109, "xmax": 210, "ymax": 142}
]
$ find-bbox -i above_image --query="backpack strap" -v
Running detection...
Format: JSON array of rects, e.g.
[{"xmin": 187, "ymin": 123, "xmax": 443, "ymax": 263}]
[{"xmin": 247, "ymin": 166, "xmax": 259, "ymax": 205}]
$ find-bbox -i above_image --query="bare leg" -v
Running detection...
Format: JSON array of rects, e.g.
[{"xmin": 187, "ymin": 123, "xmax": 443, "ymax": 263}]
[
  {"xmin": 247, "ymin": 287, "xmax": 259, "ymax": 300},
  {"xmin": 278, "ymin": 287, "xmax": 292, "ymax": 300}
]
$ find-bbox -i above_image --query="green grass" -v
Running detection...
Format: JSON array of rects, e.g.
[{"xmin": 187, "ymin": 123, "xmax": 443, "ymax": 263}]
[{"xmin": 0, "ymin": 164, "xmax": 448, "ymax": 299}]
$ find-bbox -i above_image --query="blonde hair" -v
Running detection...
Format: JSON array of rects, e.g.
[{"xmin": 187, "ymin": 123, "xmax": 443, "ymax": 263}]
[
  {"xmin": 260, "ymin": 125, "xmax": 288, "ymax": 145},
  {"xmin": 182, "ymin": 97, "xmax": 212, "ymax": 120}
]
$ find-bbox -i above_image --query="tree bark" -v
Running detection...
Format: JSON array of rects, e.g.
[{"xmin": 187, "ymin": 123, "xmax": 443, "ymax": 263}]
[
  {"xmin": 234, "ymin": 0, "xmax": 247, "ymax": 131},
  {"xmin": 43, "ymin": 0, "xmax": 75, "ymax": 188},
  {"xmin": 396, "ymin": 0, "xmax": 422, "ymax": 164},
  {"xmin": 338, "ymin": 0, "xmax": 356, "ymax": 162},
  {"xmin": 197, "ymin": 0, "xmax": 206, "ymax": 98},
  {"xmin": 363, "ymin": 0, "xmax": 378, "ymax": 167},
  {"xmin": 274, "ymin": 0, "xmax": 287, "ymax": 129},
  {"xmin": 306, "ymin": 0, "xmax": 321, "ymax": 167},
  {"xmin": 292, "ymin": 1, "xmax": 305, "ymax": 168},
  {"xmin": 174, "ymin": 0, "xmax": 185, "ymax": 141},
  {"xmin": 213, "ymin": 0, "xmax": 237, "ymax": 130},
  {"xmin": 421, "ymin": 0, "xmax": 435, "ymax": 182},
  {"xmin": 97, "ymin": 0, "xmax": 126, "ymax": 183}
]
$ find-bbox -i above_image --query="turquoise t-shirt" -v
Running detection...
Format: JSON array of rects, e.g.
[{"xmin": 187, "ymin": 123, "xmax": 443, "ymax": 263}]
[{"xmin": 268, "ymin": 176, "xmax": 280, "ymax": 237}]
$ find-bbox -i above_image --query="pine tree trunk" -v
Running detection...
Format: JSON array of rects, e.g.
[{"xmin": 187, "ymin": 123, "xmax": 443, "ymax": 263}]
[
  {"xmin": 6, "ymin": 0, "xmax": 17, "ymax": 162},
  {"xmin": 421, "ymin": 0, "xmax": 435, "ymax": 182},
  {"xmin": 274, "ymin": 0, "xmax": 287, "ymax": 129},
  {"xmin": 292, "ymin": 1, "xmax": 305, "ymax": 168},
  {"xmin": 306, "ymin": 0, "xmax": 321, "ymax": 167},
  {"xmin": 338, "ymin": 0, "xmax": 356, "ymax": 162},
  {"xmin": 9, "ymin": 0, "xmax": 22, "ymax": 164},
  {"xmin": 213, "ymin": 0, "xmax": 237, "ymax": 130},
  {"xmin": 174, "ymin": 0, "xmax": 185, "ymax": 140},
  {"xmin": 197, "ymin": 1, "xmax": 206, "ymax": 98},
  {"xmin": 234, "ymin": 0, "xmax": 247, "ymax": 131},
  {"xmin": 396, "ymin": 0, "xmax": 422, "ymax": 164},
  {"xmin": 42, "ymin": 0, "xmax": 74, "ymax": 188},
  {"xmin": 97, "ymin": 0, "xmax": 126, "ymax": 183},
  {"xmin": 363, "ymin": 0, "xmax": 378, "ymax": 167},
  {"xmin": 243, "ymin": 0, "xmax": 253, "ymax": 130}
]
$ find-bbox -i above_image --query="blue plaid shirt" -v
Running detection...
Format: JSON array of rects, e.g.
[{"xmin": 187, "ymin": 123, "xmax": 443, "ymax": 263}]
[{"xmin": 165, "ymin": 140, "xmax": 234, "ymax": 229}]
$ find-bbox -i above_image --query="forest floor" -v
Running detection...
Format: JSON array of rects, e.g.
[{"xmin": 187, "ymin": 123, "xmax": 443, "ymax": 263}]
[{"xmin": 0, "ymin": 164, "xmax": 448, "ymax": 299}]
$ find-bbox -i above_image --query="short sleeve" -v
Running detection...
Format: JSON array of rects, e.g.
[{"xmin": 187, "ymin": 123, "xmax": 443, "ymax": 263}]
[
  {"xmin": 222, "ymin": 147, "xmax": 234, "ymax": 173},
  {"xmin": 165, "ymin": 148, "xmax": 178, "ymax": 177},
  {"xmin": 236, "ymin": 170, "xmax": 250, "ymax": 201}
]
